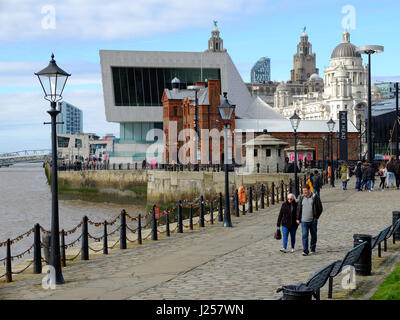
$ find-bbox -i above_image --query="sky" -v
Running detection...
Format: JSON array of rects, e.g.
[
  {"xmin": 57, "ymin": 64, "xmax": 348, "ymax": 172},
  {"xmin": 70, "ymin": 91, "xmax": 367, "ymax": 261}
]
[{"xmin": 0, "ymin": 0, "xmax": 399, "ymax": 153}]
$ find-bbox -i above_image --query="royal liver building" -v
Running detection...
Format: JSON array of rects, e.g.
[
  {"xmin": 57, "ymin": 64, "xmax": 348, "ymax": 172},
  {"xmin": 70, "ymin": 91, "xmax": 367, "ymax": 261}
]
[{"xmin": 274, "ymin": 29, "xmax": 382, "ymax": 125}]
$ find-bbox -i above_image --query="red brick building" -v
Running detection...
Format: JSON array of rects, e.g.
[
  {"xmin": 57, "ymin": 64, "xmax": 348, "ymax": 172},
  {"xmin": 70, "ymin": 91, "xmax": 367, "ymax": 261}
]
[{"xmin": 162, "ymin": 79, "xmax": 236, "ymax": 165}]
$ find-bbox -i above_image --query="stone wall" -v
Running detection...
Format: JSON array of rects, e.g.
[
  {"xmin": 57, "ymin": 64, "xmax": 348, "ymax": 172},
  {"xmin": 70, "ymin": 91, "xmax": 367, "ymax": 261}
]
[{"xmin": 147, "ymin": 171, "xmax": 304, "ymax": 204}]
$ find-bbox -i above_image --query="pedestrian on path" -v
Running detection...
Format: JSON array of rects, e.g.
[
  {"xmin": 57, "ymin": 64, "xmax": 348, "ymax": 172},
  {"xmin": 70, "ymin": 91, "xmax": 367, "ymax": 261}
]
[
  {"xmin": 354, "ymin": 161, "xmax": 363, "ymax": 191},
  {"xmin": 306, "ymin": 173, "xmax": 314, "ymax": 193},
  {"xmin": 277, "ymin": 193, "xmax": 298, "ymax": 253},
  {"xmin": 387, "ymin": 157, "xmax": 395, "ymax": 188},
  {"xmin": 340, "ymin": 163, "xmax": 350, "ymax": 190},
  {"xmin": 311, "ymin": 170, "xmax": 322, "ymax": 197},
  {"xmin": 378, "ymin": 162, "xmax": 387, "ymax": 191},
  {"xmin": 394, "ymin": 159, "xmax": 400, "ymax": 190},
  {"xmin": 366, "ymin": 163, "xmax": 376, "ymax": 192},
  {"xmin": 296, "ymin": 184, "xmax": 323, "ymax": 256},
  {"xmin": 361, "ymin": 161, "xmax": 369, "ymax": 191}
]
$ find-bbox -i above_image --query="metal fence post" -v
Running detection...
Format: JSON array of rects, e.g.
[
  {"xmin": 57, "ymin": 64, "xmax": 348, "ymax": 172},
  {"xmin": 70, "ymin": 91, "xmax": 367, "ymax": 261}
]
[
  {"xmin": 235, "ymin": 189, "xmax": 240, "ymax": 217},
  {"xmin": 120, "ymin": 209, "xmax": 127, "ymax": 249},
  {"xmin": 261, "ymin": 184, "xmax": 265, "ymax": 209},
  {"xmin": 276, "ymin": 184, "xmax": 280, "ymax": 204},
  {"xmin": 271, "ymin": 182, "xmax": 275, "ymax": 205},
  {"xmin": 289, "ymin": 178, "xmax": 293, "ymax": 194},
  {"xmin": 210, "ymin": 201, "xmax": 214, "ymax": 224},
  {"xmin": 189, "ymin": 205, "xmax": 194, "ymax": 230},
  {"xmin": 60, "ymin": 229, "xmax": 66, "ymax": 267},
  {"xmin": 103, "ymin": 220, "xmax": 108, "ymax": 255},
  {"xmin": 218, "ymin": 192, "xmax": 223, "ymax": 222},
  {"xmin": 138, "ymin": 214, "xmax": 142, "ymax": 245},
  {"xmin": 200, "ymin": 196, "xmax": 205, "ymax": 227},
  {"xmin": 151, "ymin": 205, "xmax": 158, "ymax": 241},
  {"xmin": 249, "ymin": 187, "xmax": 253, "ymax": 213},
  {"xmin": 33, "ymin": 223, "xmax": 42, "ymax": 274},
  {"xmin": 178, "ymin": 200, "xmax": 183, "ymax": 233},
  {"xmin": 82, "ymin": 216, "xmax": 89, "ymax": 260},
  {"xmin": 6, "ymin": 239, "xmax": 11, "ymax": 283},
  {"xmin": 255, "ymin": 188, "xmax": 258, "ymax": 211},
  {"xmin": 280, "ymin": 181, "xmax": 284, "ymax": 201}
]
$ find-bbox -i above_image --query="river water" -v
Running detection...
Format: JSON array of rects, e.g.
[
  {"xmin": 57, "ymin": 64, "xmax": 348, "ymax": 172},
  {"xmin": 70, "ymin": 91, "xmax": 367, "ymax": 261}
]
[{"xmin": 0, "ymin": 162, "xmax": 146, "ymax": 260}]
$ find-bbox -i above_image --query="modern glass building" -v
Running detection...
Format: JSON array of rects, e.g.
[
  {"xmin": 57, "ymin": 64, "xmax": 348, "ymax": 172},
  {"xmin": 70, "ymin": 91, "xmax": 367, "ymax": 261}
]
[
  {"xmin": 56, "ymin": 101, "xmax": 83, "ymax": 135},
  {"xmin": 250, "ymin": 57, "xmax": 271, "ymax": 83},
  {"xmin": 375, "ymin": 82, "xmax": 399, "ymax": 99}
]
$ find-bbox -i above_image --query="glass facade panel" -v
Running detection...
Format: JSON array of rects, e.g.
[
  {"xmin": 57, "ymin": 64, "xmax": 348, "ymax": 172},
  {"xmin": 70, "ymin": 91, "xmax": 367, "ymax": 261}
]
[
  {"xmin": 120, "ymin": 122, "xmax": 164, "ymax": 142},
  {"xmin": 111, "ymin": 67, "xmax": 221, "ymax": 106},
  {"xmin": 57, "ymin": 136, "xmax": 70, "ymax": 148}
]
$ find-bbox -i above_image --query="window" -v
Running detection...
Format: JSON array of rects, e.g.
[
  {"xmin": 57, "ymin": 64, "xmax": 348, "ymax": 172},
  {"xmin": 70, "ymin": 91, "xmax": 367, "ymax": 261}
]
[
  {"xmin": 266, "ymin": 149, "xmax": 271, "ymax": 157},
  {"xmin": 111, "ymin": 67, "xmax": 221, "ymax": 107},
  {"xmin": 277, "ymin": 149, "xmax": 281, "ymax": 157},
  {"xmin": 254, "ymin": 149, "xmax": 258, "ymax": 157},
  {"xmin": 57, "ymin": 136, "xmax": 70, "ymax": 148},
  {"xmin": 173, "ymin": 107, "xmax": 178, "ymax": 116},
  {"xmin": 75, "ymin": 139, "xmax": 82, "ymax": 148}
]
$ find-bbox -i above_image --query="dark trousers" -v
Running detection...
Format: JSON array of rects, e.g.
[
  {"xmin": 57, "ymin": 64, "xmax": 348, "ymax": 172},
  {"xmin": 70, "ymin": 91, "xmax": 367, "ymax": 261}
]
[
  {"xmin": 396, "ymin": 174, "xmax": 400, "ymax": 189},
  {"xmin": 301, "ymin": 220, "xmax": 318, "ymax": 254}
]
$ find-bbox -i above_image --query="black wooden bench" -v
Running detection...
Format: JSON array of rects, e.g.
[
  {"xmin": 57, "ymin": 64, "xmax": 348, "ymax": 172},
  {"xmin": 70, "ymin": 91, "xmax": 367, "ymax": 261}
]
[
  {"xmin": 384, "ymin": 217, "xmax": 400, "ymax": 251},
  {"xmin": 327, "ymin": 241, "xmax": 367, "ymax": 298},
  {"xmin": 371, "ymin": 225, "xmax": 392, "ymax": 258},
  {"xmin": 277, "ymin": 260, "xmax": 339, "ymax": 300}
]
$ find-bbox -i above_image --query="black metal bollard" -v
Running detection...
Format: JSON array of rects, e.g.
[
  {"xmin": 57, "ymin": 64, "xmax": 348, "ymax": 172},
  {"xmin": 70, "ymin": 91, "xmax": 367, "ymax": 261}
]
[
  {"xmin": 266, "ymin": 184, "xmax": 270, "ymax": 207},
  {"xmin": 277, "ymin": 163, "xmax": 279, "ymax": 173},
  {"xmin": 271, "ymin": 182, "xmax": 275, "ymax": 205},
  {"xmin": 210, "ymin": 201, "xmax": 214, "ymax": 224},
  {"xmin": 353, "ymin": 234, "xmax": 372, "ymax": 276},
  {"xmin": 289, "ymin": 179, "xmax": 293, "ymax": 194},
  {"xmin": 280, "ymin": 181, "xmax": 284, "ymax": 201},
  {"xmin": 120, "ymin": 209, "xmax": 127, "ymax": 249},
  {"xmin": 249, "ymin": 187, "xmax": 253, "ymax": 213},
  {"xmin": 6, "ymin": 239, "xmax": 11, "ymax": 283},
  {"xmin": 127, "ymin": 163, "xmax": 130, "ymax": 170},
  {"xmin": 200, "ymin": 196, "xmax": 205, "ymax": 227},
  {"xmin": 81, "ymin": 216, "xmax": 89, "ymax": 260},
  {"xmin": 60, "ymin": 229, "xmax": 66, "ymax": 267},
  {"xmin": 218, "ymin": 193, "xmax": 223, "ymax": 222},
  {"xmin": 178, "ymin": 200, "xmax": 183, "ymax": 233},
  {"xmin": 33, "ymin": 223, "xmax": 42, "ymax": 274},
  {"xmin": 138, "ymin": 214, "xmax": 142, "ymax": 245},
  {"xmin": 393, "ymin": 211, "xmax": 400, "ymax": 243},
  {"xmin": 257, "ymin": 163, "xmax": 260, "ymax": 173},
  {"xmin": 261, "ymin": 184, "xmax": 265, "ymax": 209},
  {"xmin": 151, "ymin": 205, "xmax": 158, "ymax": 241},
  {"xmin": 284, "ymin": 183, "xmax": 288, "ymax": 201},
  {"xmin": 165, "ymin": 212, "xmax": 170, "ymax": 237},
  {"xmin": 103, "ymin": 220, "xmax": 108, "ymax": 255},
  {"xmin": 255, "ymin": 189, "xmax": 258, "ymax": 211},
  {"xmin": 235, "ymin": 189, "xmax": 240, "ymax": 217},
  {"xmin": 135, "ymin": 163, "xmax": 138, "ymax": 170},
  {"xmin": 276, "ymin": 184, "xmax": 280, "ymax": 204},
  {"xmin": 189, "ymin": 205, "xmax": 194, "ymax": 230}
]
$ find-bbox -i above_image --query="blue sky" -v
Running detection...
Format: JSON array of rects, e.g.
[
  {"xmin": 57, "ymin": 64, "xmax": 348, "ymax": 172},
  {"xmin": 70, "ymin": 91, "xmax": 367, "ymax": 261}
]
[{"xmin": 0, "ymin": 0, "xmax": 399, "ymax": 153}]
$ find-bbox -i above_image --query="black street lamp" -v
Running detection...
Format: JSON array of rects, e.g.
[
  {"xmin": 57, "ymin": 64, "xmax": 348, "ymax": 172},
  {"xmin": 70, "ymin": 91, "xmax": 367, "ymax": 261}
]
[
  {"xmin": 322, "ymin": 134, "xmax": 326, "ymax": 170},
  {"xmin": 290, "ymin": 112, "xmax": 301, "ymax": 197},
  {"xmin": 35, "ymin": 54, "xmax": 70, "ymax": 285},
  {"xmin": 356, "ymin": 45, "xmax": 384, "ymax": 162},
  {"xmin": 218, "ymin": 92, "xmax": 235, "ymax": 228},
  {"xmin": 327, "ymin": 118, "xmax": 336, "ymax": 188}
]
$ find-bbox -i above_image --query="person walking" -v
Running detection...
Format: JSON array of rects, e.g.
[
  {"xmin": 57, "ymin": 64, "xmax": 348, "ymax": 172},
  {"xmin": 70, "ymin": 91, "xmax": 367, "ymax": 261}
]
[
  {"xmin": 306, "ymin": 173, "xmax": 314, "ymax": 193},
  {"xmin": 296, "ymin": 184, "xmax": 323, "ymax": 256},
  {"xmin": 311, "ymin": 170, "xmax": 322, "ymax": 197},
  {"xmin": 340, "ymin": 163, "xmax": 350, "ymax": 190},
  {"xmin": 277, "ymin": 193, "xmax": 299, "ymax": 253},
  {"xmin": 394, "ymin": 158, "xmax": 400, "ymax": 190},
  {"xmin": 366, "ymin": 163, "xmax": 376, "ymax": 192},
  {"xmin": 360, "ymin": 161, "xmax": 369, "ymax": 191},
  {"xmin": 387, "ymin": 157, "xmax": 395, "ymax": 188},
  {"xmin": 378, "ymin": 162, "xmax": 387, "ymax": 191},
  {"xmin": 354, "ymin": 161, "xmax": 363, "ymax": 191}
]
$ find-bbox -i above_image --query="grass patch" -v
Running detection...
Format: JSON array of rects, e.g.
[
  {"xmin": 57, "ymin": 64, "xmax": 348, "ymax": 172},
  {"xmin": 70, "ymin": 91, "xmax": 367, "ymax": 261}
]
[
  {"xmin": 124, "ymin": 184, "xmax": 147, "ymax": 196},
  {"xmin": 371, "ymin": 263, "xmax": 400, "ymax": 300}
]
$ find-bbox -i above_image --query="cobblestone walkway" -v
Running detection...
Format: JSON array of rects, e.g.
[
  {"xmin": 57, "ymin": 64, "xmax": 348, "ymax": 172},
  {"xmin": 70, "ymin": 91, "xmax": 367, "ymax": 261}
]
[{"xmin": 1, "ymin": 178, "xmax": 399, "ymax": 300}]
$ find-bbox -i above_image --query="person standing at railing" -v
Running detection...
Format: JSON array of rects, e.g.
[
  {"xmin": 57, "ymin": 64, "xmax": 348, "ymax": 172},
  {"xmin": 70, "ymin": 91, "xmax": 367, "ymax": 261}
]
[{"xmin": 277, "ymin": 193, "xmax": 298, "ymax": 253}]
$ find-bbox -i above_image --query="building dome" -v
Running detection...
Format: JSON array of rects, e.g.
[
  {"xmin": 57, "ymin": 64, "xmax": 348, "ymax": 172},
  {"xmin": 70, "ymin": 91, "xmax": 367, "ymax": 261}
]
[
  {"xmin": 309, "ymin": 73, "xmax": 322, "ymax": 81},
  {"xmin": 330, "ymin": 30, "xmax": 361, "ymax": 59}
]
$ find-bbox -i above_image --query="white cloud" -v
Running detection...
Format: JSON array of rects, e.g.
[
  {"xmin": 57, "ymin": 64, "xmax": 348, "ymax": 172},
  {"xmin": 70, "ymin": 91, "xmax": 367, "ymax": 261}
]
[
  {"xmin": 0, "ymin": 89, "xmax": 118, "ymax": 153},
  {"xmin": 0, "ymin": 0, "xmax": 267, "ymax": 41}
]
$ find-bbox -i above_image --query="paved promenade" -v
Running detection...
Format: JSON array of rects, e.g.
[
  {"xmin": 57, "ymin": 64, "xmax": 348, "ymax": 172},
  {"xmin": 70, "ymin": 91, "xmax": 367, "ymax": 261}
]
[{"xmin": 1, "ymin": 178, "xmax": 400, "ymax": 300}]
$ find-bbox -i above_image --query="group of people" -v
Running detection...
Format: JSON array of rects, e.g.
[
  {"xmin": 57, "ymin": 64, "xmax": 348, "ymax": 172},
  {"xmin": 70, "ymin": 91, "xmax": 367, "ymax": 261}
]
[
  {"xmin": 277, "ymin": 171, "xmax": 323, "ymax": 256},
  {"xmin": 353, "ymin": 157, "xmax": 400, "ymax": 192}
]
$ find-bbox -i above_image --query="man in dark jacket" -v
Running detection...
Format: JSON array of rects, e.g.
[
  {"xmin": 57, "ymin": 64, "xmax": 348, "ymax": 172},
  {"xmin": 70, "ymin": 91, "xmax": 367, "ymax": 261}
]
[
  {"xmin": 394, "ymin": 159, "xmax": 400, "ymax": 190},
  {"xmin": 310, "ymin": 170, "xmax": 322, "ymax": 197},
  {"xmin": 296, "ymin": 184, "xmax": 323, "ymax": 256},
  {"xmin": 277, "ymin": 193, "xmax": 299, "ymax": 253},
  {"xmin": 354, "ymin": 161, "xmax": 363, "ymax": 191},
  {"xmin": 366, "ymin": 163, "xmax": 375, "ymax": 191}
]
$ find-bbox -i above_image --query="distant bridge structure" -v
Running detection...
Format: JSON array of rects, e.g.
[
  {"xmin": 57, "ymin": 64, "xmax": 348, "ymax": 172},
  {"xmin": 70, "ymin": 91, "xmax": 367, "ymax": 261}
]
[{"xmin": 0, "ymin": 149, "xmax": 51, "ymax": 167}]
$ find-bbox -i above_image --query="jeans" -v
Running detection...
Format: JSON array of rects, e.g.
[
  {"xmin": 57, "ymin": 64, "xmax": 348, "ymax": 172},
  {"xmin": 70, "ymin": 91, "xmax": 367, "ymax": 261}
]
[
  {"xmin": 387, "ymin": 172, "xmax": 395, "ymax": 187},
  {"xmin": 313, "ymin": 188, "xmax": 320, "ymax": 198},
  {"xmin": 301, "ymin": 220, "xmax": 318, "ymax": 254},
  {"xmin": 355, "ymin": 176, "xmax": 361, "ymax": 190},
  {"xmin": 281, "ymin": 225, "xmax": 298, "ymax": 249},
  {"xmin": 361, "ymin": 180, "xmax": 368, "ymax": 190},
  {"xmin": 367, "ymin": 179, "xmax": 375, "ymax": 190},
  {"xmin": 342, "ymin": 181, "xmax": 347, "ymax": 189}
]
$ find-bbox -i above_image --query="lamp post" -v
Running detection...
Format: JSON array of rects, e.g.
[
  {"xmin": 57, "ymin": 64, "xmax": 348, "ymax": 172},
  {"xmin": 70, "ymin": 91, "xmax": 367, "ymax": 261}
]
[
  {"xmin": 290, "ymin": 112, "xmax": 301, "ymax": 197},
  {"xmin": 327, "ymin": 119, "xmax": 336, "ymax": 188},
  {"xmin": 187, "ymin": 85, "xmax": 204, "ymax": 171},
  {"xmin": 218, "ymin": 92, "xmax": 235, "ymax": 227},
  {"xmin": 322, "ymin": 134, "xmax": 326, "ymax": 170},
  {"xmin": 336, "ymin": 131, "xmax": 340, "ymax": 173},
  {"xmin": 356, "ymin": 45, "xmax": 384, "ymax": 162},
  {"xmin": 35, "ymin": 54, "xmax": 70, "ymax": 285}
]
